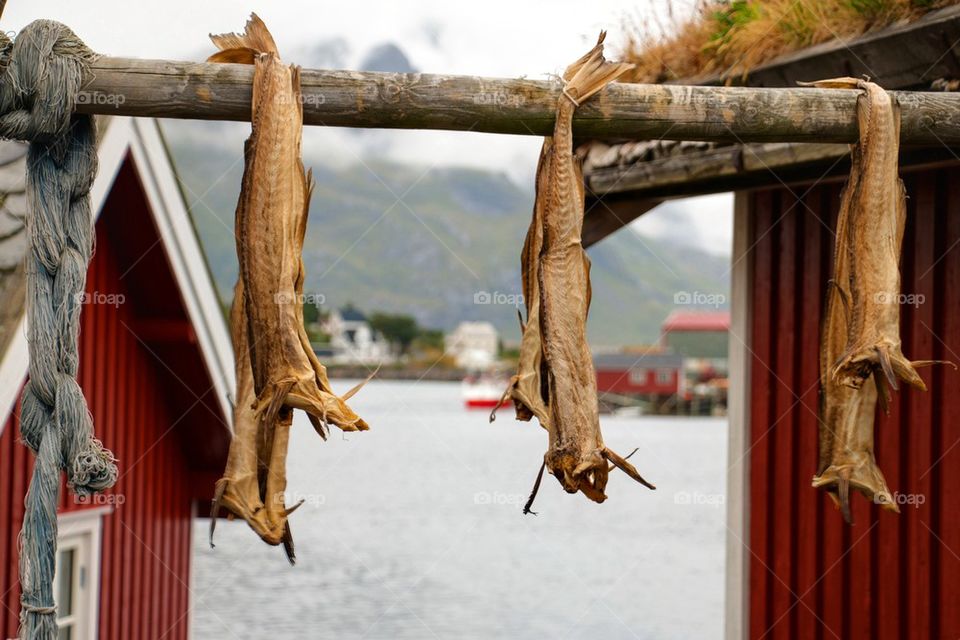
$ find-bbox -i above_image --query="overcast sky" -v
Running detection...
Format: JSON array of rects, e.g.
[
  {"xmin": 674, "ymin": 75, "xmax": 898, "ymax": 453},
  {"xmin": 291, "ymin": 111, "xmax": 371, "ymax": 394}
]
[{"xmin": 6, "ymin": 1, "xmax": 732, "ymax": 256}]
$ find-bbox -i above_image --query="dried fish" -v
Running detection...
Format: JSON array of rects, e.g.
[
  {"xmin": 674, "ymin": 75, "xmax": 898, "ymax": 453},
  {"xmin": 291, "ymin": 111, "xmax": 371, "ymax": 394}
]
[
  {"xmin": 801, "ymin": 78, "xmax": 949, "ymax": 392},
  {"xmin": 806, "ymin": 77, "xmax": 953, "ymax": 522},
  {"xmin": 811, "ymin": 133, "xmax": 895, "ymax": 522},
  {"xmin": 500, "ymin": 34, "xmax": 655, "ymax": 505},
  {"xmin": 209, "ymin": 14, "xmax": 370, "ymax": 559}
]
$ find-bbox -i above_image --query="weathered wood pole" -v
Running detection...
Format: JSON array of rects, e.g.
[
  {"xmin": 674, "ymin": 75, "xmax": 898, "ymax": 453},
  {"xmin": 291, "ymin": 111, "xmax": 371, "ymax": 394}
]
[{"xmin": 80, "ymin": 57, "xmax": 960, "ymax": 144}]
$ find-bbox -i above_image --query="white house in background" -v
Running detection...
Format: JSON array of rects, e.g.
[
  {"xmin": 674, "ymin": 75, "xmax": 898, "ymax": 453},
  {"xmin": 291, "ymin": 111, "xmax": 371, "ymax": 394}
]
[
  {"xmin": 324, "ymin": 306, "xmax": 392, "ymax": 365},
  {"xmin": 445, "ymin": 321, "xmax": 499, "ymax": 369}
]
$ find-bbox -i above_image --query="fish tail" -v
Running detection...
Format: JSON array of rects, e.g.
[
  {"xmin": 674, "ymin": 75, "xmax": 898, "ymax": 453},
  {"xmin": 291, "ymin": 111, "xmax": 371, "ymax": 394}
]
[
  {"xmin": 561, "ymin": 32, "xmax": 634, "ymax": 106},
  {"xmin": 813, "ymin": 460, "xmax": 899, "ymax": 524},
  {"xmin": 208, "ymin": 12, "xmax": 279, "ymax": 63}
]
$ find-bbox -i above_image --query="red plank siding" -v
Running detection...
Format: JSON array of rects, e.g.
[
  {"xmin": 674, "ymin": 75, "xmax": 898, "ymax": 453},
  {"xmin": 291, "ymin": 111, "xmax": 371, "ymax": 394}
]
[
  {"xmin": 747, "ymin": 164, "xmax": 960, "ymax": 639},
  {"xmin": 0, "ymin": 212, "xmax": 196, "ymax": 640}
]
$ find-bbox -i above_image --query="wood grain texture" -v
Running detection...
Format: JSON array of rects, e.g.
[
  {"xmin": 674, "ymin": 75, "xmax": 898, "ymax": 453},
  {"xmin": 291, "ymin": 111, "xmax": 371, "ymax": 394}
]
[{"xmin": 79, "ymin": 57, "xmax": 960, "ymax": 143}]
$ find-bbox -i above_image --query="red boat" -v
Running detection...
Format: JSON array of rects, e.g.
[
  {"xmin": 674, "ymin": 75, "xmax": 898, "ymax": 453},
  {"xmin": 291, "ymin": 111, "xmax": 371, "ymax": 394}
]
[{"xmin": 462, "ymin": 374, "xmax": 509, "ymax": 409}]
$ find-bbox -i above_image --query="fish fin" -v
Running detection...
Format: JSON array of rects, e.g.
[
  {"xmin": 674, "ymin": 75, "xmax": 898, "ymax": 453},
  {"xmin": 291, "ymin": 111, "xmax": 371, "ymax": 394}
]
[
  {"xmin": 608, "ymin": 447, "xmax": 638, "ymax": 471},
  {"xmin": 342, "ymin": 364, "xmax": 380, "ymax": 401},
  {"xmin": 601, "ymin": 447, "xmax": 655, "ymax": 490},
  {"xmin": 883, "ymin": 347, "xmax": 935, "ymax": 392},
  {"xmin": 281, "ymin": 521, "xmax": 296, "ymax": 566},
  {"xmin": 838, "ymin": 472, "xmax": 853, "ymax": 525},
  {"xmin": 284, "ymin": 499, "xmax": 305, "ymax": 518},
  {"xmin": 826, "ymin": 279, "xmax": 851, "ymax": 320},
  {"xmin": 878, "ymin": 347, "xmax": 900, "ymax": 391},
  {"xmin": 516, "ymin": 307, "xmax": 526, "ymax": 332},
  {"xmin": 307, "ymin": 414, "xmax": 328, "ymax": 441},
  {"xmin": 797, "ymin": 77, "xmax": 863, "ymax": 90},
  {"xmin": 209, "ymin": 477, "xmax": 227, "ymax": 548},
  {"xmin": 561, "ymin": 32, "xmax": 635, "ymax": 106},
  {"xmin": 874, "ymin": 372, "xmax": 890, "ymax": 415},
  {"xmin": 257, "ymin": 379, "xmax": 297, "ymax": 427},
  {"xmin": 209, "ymin": 13, "xmax": 279, "ymax": 58},
  {"xmin": 207, "ymin": 48, "xmax": 260, "ymax": 64}
]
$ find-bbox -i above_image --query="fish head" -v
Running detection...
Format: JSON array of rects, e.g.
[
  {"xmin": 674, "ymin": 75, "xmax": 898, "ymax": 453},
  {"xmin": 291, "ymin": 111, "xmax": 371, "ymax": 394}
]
[{"xmin": 546, "ymin": 446, "xmax": 609, "ymax": 503}]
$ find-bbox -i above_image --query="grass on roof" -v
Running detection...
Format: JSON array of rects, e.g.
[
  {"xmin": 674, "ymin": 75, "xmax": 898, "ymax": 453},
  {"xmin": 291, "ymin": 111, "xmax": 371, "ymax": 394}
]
[{"xmin": 622, "ymin": 0, "xmax": 957, "ymax": 84}]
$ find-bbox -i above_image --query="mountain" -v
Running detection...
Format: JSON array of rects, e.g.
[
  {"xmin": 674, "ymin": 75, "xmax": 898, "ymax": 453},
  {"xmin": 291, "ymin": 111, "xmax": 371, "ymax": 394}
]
[{"xmin": 163, "ymin": 126, "xmax": 729, "ymax": 346}]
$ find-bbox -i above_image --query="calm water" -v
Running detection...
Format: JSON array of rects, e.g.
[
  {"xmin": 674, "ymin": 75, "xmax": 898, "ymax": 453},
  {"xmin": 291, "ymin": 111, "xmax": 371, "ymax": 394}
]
[{"xmin": 190, "ymin": 380, "xmax": 728, "ymax": 639}]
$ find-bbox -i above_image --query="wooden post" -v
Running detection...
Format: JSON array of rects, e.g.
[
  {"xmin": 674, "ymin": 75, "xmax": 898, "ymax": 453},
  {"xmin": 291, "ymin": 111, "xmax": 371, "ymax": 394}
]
[{"xmin": 80, "ymin": 57, "xmax": 960, "ymax": 144}]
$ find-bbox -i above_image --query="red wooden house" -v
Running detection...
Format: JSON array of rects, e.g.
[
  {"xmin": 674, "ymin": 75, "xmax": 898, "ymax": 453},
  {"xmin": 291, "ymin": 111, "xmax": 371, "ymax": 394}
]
[
  {"xmin": 580, "ymin": 7, "xmax": 960, "ymax": 639},
  {"xmin": 594, "ymin": 352, "xmax": 682, "ymax": 396},
  {"xmin": 0, "ymin": 117, "xmax": 234, "ymax": 640}
]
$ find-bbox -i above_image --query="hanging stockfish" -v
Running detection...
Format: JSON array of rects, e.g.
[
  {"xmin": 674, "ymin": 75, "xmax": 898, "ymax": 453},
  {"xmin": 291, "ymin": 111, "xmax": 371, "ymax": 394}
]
[
  {"xmin": 804, "ymin": 77, "xmax": 954, "ymax": 521},
  {"xmin": 495, "ymin": 34, "xmax": 655, "ymax": 509},
  {"xmin": 208, "ymin": 14, "xmax": 371, "ymax": 561}
]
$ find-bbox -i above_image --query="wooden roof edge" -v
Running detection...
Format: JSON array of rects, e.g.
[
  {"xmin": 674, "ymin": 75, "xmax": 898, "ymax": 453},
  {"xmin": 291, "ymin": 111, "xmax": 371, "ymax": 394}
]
[{"xmin": 584, "ymin": 141, "xmax": 960, "ymax": 201}]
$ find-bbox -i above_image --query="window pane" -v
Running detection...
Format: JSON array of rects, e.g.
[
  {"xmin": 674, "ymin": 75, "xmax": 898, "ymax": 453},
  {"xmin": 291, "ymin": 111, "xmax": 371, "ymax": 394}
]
[
  {"xmin": 56, "ymin": 548, "xmax": 75, "ymax": 617},
  {"xmin": 58, "ymin": 624, "xmax": 73, "ymax": 640}
]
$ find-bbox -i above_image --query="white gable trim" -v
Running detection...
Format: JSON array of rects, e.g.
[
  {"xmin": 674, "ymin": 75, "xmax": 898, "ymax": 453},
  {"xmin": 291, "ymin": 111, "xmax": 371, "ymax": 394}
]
[
  {"xmin": 125, "ymin": 117, "xmax": 235, "ymax": 423},
  {"xmin": 0, "ymin": 117, "xmax": 235, "ymax": 434}
]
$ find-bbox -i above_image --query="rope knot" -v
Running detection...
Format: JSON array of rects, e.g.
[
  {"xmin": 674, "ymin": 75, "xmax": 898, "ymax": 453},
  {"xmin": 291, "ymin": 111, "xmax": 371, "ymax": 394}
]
[{"xmin": 0, "ymin": 20, "xmax": 98, "ymax": 143}]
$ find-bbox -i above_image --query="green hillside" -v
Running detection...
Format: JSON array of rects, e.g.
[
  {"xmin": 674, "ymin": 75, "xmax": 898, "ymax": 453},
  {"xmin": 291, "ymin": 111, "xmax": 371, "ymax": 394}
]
[{"xmin": 164, "ymin": 127, "xmax": 729, "ymax": 346}]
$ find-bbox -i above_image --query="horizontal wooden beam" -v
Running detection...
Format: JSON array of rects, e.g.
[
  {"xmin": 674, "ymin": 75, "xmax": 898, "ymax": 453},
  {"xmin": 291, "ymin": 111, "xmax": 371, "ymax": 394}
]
[{"xmin": 79, "ymin": 57, "xmax": 960, "ymax": 145}]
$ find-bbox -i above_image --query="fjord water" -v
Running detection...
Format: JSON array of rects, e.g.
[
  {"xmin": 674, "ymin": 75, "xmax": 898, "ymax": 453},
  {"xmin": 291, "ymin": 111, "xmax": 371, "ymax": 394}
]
[{"xmin": 191, "ymin": 380, "xmax": 727, "ymax": 639}]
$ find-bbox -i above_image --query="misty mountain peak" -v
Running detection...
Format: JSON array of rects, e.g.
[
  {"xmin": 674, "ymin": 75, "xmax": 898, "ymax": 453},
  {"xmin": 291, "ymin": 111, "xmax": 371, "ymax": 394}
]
[{"xmin": 360, "ymin": 42, "xmax": 417, "ymax": 73}]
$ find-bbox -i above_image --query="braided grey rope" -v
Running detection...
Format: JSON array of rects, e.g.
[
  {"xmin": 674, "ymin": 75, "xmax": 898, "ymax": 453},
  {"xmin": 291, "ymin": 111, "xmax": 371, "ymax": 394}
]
[{"xmin": 0, "ymin": 21, "xmax": 116, "ymax": 640}]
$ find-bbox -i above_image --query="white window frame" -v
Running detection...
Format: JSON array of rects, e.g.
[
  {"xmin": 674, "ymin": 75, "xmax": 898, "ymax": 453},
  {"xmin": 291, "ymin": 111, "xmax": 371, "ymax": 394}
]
[
  {"xmin": 54, "ymin": 506, "xmax": 110, "ymax": 640},
  {"xmin": 628, "ymin": 368, "xmax": 648, "ymax": 384},
  {"xmin": 656, "ymin": 369, "xmax": 673, "ymax": 385}
]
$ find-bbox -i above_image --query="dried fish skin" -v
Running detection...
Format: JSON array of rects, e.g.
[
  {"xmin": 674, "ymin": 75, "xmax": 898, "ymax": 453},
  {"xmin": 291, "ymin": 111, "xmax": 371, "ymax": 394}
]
[
  {"xmin": 802, "ymin": 78, "xmax": 934, "ymax": 392},
  {"xmin": 212, "ymin": 14, "xmax": 371, "ymax": 434},
  {"xmin": 807, "ymin": 77, "xmax": 898, "ymax": 522},
  {"xmin": 535, "ymin": 34, "xmax": 654, "ymax": 502},
  {"xmin": 208, "ymin": 14, "xmax": 367, "ymax": 560},
  {"xmin": 210, "ymin": 282, "xmax": 296, "ymax": 561},
  {"xmin": 492, "ymin": 143, "xmax": 553, "ymax": 429}
]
